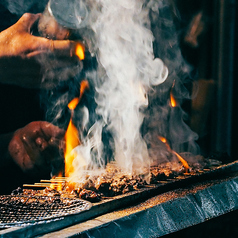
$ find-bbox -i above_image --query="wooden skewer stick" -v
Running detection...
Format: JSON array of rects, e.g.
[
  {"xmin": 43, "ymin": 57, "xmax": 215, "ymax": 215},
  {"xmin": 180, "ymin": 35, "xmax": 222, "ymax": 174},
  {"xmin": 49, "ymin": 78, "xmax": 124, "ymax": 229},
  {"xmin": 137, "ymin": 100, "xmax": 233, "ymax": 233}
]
[
  {"xmin": 23, "ymin": 177, "xmax": 68, "ymax": 188},
  {"xmin": 40, "ymin": 180, "xmax": 64, "ymax": 183},
  {"xmin": 51, "ymin": 179, "xmax": 66, "ymax": 181},
  {"xmin": 34, "ymin": 183, "xmax": 56, "ymax": 186},
  {"xmin": 23, "ymin": 184, "xmax": 51, "ymax": 188}
]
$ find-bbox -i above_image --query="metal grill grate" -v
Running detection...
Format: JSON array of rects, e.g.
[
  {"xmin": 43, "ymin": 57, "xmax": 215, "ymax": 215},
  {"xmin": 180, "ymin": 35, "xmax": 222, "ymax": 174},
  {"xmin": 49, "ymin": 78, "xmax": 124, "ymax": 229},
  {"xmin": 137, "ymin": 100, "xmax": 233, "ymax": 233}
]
[{"xmin": 0, "ymin": 195, "xmax": 92, "ymax": 227}]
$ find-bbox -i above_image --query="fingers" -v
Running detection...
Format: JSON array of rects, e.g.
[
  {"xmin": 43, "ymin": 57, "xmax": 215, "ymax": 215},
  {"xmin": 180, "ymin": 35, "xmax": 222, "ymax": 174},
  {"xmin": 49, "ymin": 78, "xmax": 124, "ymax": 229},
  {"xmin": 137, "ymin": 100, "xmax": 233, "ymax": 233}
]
[
  {"xmin": 16, "ymin": 13, "xmax": 85, "ymax": 60},
  {"xmin": 21, "ymin": 132, "xmax": 61, "ymax": 169},
  {"xmin": 8, "ymin": 134, "xmax": 35, "ymax": 171},
  {"xmin": 20, "ymin": 121, "xmax": 64, "ymax": 140},
  {"xmin": 35, "ymin": 136, "xmax": 63, "ymax": 152},
  {"xmin": 17, "ymin": 13, "xmax": 41, "ymax": 32},
  {"xmin": 35, "ymin": 137, "xmax": 48, "ymax": 151},
  {"xmin": 52, "ymin": 41, "xmax": 85, "ymax": 60},
  {"xmin": 28, "ymin": 38, "xmax": 85, "ymax": 60},
  {"xmin": 39, "ymin": 121, "xmax": 65, "ymax": 140},
  {"xmin": 8, "ymin": 122, "xmax": 64, "ymax": 175}
]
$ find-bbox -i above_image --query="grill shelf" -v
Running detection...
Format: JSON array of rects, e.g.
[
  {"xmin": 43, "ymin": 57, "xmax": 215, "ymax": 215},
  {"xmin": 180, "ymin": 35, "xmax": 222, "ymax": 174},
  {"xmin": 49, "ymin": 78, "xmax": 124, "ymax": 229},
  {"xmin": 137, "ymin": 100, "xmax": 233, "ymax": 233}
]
[{"xmin": 0, "ymin": 195, "xmax": 92, "ymax": 227}]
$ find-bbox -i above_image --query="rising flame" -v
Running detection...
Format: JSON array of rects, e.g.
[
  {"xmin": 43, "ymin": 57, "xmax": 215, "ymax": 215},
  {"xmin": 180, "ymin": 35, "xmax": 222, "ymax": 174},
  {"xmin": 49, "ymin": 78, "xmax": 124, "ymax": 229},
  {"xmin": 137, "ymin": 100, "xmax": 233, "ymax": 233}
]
[
  {"xmin": 158, "ymin": 136, "xmax": 190, "ymax": 172},
  {"xmin": 170, "ymin": 81, "xmax": 178, "ymax": 108},
  {"xmin": 79, "ymin": 80, "xmax": 90, "ymax": 100},
  {"xmin": 173, "ymin": 151, "xmax": 190, "ymax": 173},
  {"xmin": 64, "ymin": 80, "xmax": 89, "ymax": 177},
  {"xmin": 68, "ymin": 98, "xmax": 80, "ymax": 110},
  {"xmin": 158, "ymin": 136, "xmax": 167, "ymax": 144},
  {"xmin": 64, "ymin": 118, "xmax": 80, "ymax": 177},
  {"xmin": 75, "ymin": 43, "xmax": 85, "ymax": 60},
  {"xmin": 170, "ymin": 91, "xmax": 178, "ymax": 107}
]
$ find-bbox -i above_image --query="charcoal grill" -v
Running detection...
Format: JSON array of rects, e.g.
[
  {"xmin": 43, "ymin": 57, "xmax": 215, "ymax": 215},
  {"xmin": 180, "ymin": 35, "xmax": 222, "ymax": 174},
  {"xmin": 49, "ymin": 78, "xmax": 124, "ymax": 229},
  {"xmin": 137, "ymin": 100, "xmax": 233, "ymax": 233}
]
[
  {"xmin": 0, "ymin": 195, "xmax": 92, "ymax": 228},
  {"xmin": 1, "ymin": 160, "xmax": 238, "ymax": 237}
]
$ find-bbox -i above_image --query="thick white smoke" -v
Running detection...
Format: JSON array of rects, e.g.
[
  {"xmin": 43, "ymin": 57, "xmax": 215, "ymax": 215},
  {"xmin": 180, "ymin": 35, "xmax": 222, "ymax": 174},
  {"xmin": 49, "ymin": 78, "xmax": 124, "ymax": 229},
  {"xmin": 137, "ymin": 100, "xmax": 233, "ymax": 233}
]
[
  {"xmin": 69, "ymin": 0, "xmax": 168, "ymax": 177},
  {"xmin": 42, "ymin": 0, "xmax": 199, "ymax": 180},
  {"xmin": 92, "ymin": 0, "xmax": 168, "ymax": 172}
]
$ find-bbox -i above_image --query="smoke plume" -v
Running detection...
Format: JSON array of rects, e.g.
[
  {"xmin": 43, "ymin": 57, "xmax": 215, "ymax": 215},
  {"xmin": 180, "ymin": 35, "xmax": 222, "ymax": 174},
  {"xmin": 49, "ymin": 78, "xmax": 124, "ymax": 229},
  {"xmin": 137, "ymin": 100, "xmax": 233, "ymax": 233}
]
[{"xmin": 42, "ymin": 0, "xmax": 199, "ymax": 179}]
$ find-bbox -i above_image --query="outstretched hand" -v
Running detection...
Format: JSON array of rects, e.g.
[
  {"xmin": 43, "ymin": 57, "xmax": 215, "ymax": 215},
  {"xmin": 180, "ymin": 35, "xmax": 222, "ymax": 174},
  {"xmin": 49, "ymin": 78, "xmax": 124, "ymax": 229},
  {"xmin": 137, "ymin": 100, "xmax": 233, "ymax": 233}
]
[
  {"xmin": 8, "ymin": 121, "xmax": 65, "ymax": 177},
  {"xmin": 0, "ymin": 13, "xmax": 84, "ymax": 88}
]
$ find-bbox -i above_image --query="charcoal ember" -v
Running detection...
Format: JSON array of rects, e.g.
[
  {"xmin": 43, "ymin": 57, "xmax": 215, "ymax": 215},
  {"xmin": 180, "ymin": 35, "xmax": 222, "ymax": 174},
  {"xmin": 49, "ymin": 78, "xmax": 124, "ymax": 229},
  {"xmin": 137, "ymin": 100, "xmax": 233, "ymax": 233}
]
[{"xmin": 79, "ymin": 189, "xmax": 101, "ymax": 202}]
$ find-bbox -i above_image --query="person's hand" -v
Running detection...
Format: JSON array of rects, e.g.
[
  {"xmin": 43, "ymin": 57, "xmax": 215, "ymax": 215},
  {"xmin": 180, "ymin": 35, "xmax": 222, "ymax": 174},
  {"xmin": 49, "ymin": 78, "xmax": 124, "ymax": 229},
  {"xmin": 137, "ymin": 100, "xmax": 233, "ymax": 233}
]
[
  {"xmin": 8, "ymin": 121, "xmax": 65, "ymax": 177},
  {"xmin": 0, "ymin": 13, "xmax": 84, "ymax": 88}
]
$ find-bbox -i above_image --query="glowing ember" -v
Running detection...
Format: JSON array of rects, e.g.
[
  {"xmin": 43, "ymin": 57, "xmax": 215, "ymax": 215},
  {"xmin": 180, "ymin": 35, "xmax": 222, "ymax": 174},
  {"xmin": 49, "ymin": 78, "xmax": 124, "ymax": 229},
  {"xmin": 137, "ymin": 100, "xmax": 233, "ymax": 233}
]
[
  {"xmin": 158, "ymin": 136, "xmax": 190, "ymax": 172},
  {"xmin": 75, "ymin": 43, "xmax": 85, "ymax": 60}
]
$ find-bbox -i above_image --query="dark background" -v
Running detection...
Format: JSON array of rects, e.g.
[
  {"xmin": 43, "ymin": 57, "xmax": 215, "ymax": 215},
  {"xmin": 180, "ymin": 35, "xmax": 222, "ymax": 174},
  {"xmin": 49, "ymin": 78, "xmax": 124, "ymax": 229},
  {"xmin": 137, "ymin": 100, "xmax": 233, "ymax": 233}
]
[
  {"xmin": 175, "ymin": 0, "xmax": 237, "ymax": 161},
  {"xmin": 0, "ymin": 0, "xmax": 237, "ymax": 159}
]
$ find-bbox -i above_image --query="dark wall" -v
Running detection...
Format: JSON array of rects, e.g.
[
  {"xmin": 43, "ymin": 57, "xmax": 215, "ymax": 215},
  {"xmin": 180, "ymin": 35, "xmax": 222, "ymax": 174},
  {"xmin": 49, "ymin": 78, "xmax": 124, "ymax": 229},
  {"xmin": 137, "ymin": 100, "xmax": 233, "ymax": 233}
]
[{"xmin": 232, "ymin": 2, "xmax": 238, "ymax": 161}]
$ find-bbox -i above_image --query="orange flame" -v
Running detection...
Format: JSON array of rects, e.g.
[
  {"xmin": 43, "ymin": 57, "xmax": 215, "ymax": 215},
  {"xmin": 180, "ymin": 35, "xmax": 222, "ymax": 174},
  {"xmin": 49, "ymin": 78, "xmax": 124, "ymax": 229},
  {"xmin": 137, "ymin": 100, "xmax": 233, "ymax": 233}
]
[
  {"xmin": 158, "ymin": 136, "xmax": 167, "ymax": 144},
  {"xmin": 51, "ymin": 172, "xmax": 63, "ymax": 191},
  {"xmin": 173, "ymin": 151, "xmax": 190, "ymax": 172},
  {"xmin": 68, "ymin": 80, "xmax": 89, "ymax": 111},
  {"xmin": 68, "ymin": 98, "xmax": 79, "ymax": 110},
  {"xmin": 170, "ymin": 91, "xmax": 178, "ymax": 107},
  {"xmin": 64, "ymin": 80, "xmax": 89, "ymax": 177},
  {"xmin": 64, "ymin": 119, "xmax": 80, "ymax": 177},
  {"xmin": 170, "ymin": 81, "xmax": 178, "ymax": 108},
  {"xmin": 75, "ymin": 43, "xmax": 85, "ymax": 60},
  {"xmin": 158, "ymin": 136, "xmax": 190, "ymax": 172},
  {"xmin": 79, "ymin": 80, "xmax": 90, "ymax": 100}
]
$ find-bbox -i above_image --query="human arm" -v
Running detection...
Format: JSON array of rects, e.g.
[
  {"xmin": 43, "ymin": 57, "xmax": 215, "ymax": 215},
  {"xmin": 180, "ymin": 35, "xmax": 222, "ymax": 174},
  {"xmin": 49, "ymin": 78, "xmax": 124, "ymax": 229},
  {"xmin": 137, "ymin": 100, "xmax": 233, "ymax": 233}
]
[{"xmin": 0, "ymin": 13, "xmax": 84, "ymax": 88}]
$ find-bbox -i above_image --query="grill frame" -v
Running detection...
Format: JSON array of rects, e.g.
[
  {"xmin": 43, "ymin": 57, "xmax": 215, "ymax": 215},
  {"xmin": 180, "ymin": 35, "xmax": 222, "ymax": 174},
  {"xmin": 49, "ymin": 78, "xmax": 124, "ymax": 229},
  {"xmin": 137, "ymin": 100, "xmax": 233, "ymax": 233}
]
[{"xmin": 1, "ymin": 160, "xmax": 238, "ymax": 237}]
